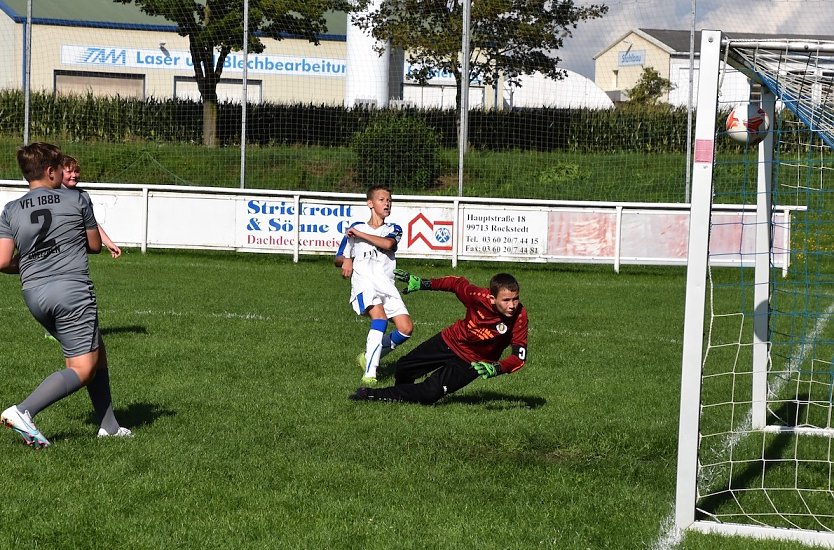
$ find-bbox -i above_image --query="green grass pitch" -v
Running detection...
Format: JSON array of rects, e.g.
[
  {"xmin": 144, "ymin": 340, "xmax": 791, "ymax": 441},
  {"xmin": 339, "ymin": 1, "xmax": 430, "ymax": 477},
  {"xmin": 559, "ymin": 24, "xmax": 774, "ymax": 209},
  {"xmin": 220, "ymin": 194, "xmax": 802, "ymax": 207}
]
[{"xmin": 0, "ymin": 250, "xmax": 820, "ymax": 549}]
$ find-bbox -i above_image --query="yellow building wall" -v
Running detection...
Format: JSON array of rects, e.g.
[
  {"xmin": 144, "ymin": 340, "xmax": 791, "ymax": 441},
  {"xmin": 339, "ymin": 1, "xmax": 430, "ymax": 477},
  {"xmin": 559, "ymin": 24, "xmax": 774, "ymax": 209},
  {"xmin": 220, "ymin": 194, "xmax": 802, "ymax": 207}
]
[
  {"xmin": 0, "ymin": 14, "xmax": 20, "ymax": 89},
  {"xmin": 17, "ymin": 22, "xmax": 347, "ymax": 104},
  {"xmin": 594, "ymin": 32, "xmax": 671, "ymax": 100}
]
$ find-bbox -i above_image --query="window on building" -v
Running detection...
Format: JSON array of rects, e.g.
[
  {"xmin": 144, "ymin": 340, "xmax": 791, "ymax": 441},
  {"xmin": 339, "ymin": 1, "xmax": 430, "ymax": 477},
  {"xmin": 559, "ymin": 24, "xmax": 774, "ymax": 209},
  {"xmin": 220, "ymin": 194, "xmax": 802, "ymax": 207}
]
[
  {"xmin": 402, "ymin": 83, "xmax": 484, "ymax": 109},
  {"xmin": 54, "ymin": 71, "xmax": 145, "ymax": 99},
  {"xmin": 173, "ymin": 77, "xmax": 263, "ymax": 104}
]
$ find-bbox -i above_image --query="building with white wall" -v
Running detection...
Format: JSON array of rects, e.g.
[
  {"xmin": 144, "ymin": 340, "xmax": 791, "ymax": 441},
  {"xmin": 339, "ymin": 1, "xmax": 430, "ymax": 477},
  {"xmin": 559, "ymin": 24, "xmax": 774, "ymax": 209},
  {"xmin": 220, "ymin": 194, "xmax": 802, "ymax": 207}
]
[
  {"xmin": 594, "ymin": 28, "xmax": 834, "ymax": 108},
  {"xmin": 504, "ymin": 70, "xmax": 613, "ymax": 110}
]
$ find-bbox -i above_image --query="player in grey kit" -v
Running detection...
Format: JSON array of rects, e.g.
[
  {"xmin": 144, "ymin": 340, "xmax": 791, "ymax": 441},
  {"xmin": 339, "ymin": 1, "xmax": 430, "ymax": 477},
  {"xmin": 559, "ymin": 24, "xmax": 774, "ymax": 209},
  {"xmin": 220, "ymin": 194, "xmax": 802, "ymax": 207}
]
[{"xmin": 0, "ymin": 142, "xmax": 131, "ymax": 448}]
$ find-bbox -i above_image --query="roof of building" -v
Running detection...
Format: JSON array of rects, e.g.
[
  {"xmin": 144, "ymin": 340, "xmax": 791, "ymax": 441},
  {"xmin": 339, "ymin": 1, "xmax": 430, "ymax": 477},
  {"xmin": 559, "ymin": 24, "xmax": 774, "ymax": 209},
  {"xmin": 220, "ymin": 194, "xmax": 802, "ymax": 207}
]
[
  {"xmin": 639, "ymin": 28, "xmax": 834, "ymax": 55},
  {"xmin": 0, "ymin": 0, "xmax": 347, "ymax": 38},
  {"xmin": 596, "ymin": 28, "xmax": 834, "ymax": 59}
]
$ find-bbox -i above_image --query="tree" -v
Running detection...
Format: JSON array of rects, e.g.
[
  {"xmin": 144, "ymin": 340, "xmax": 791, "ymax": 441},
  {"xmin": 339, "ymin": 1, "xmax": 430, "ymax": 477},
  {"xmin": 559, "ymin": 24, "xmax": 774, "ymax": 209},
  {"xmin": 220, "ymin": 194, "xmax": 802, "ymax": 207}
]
[
  {"xmin": 352, "ymin": 0, "xmax": 607, "ymax": 115},
  {"xmin": 626, "ymin": 67, "xmax": 675, "ymax": 105},
  {"xmin": 114, "ymin": 0, "xmax": 354, "ymax": 147}
]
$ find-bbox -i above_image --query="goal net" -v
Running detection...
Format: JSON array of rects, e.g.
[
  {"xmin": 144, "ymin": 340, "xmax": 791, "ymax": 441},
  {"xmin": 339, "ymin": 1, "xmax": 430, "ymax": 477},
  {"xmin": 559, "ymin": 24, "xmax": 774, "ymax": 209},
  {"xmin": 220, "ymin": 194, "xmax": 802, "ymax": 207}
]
[{"xmin": 676, "ymin": 30, "xmax": 834, "ymax": 546}]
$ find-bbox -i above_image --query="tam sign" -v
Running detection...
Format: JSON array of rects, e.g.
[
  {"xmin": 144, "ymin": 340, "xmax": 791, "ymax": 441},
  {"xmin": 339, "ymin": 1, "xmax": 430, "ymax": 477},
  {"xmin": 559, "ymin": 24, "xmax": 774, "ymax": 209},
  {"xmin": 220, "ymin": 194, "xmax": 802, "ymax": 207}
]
[{"xmin": 61, "ymin": 45, "xmax": 346, "ymax": 77}]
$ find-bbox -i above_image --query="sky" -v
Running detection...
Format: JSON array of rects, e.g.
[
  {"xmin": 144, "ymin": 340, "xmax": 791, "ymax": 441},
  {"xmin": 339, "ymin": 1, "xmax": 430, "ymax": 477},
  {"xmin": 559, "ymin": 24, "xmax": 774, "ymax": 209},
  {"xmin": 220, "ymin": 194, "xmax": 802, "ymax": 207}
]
[{"xmin": 556, "ymin": 0, "xmax": 834, "ymax": 79}]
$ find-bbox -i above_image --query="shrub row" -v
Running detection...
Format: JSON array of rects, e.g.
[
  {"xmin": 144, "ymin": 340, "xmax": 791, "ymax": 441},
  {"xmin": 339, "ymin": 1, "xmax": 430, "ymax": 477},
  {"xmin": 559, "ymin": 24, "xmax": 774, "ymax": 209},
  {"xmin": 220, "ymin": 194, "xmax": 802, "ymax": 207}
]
[{"xmin": 0, "ymin": 89, "xmax": 745, "ymax": 153}]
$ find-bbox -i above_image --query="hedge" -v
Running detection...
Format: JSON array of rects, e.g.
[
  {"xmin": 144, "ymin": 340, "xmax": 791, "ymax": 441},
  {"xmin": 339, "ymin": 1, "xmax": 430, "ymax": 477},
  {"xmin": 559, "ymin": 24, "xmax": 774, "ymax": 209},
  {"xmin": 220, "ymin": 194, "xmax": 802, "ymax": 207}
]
[{"xmin": 0, "ymin": 89, "xmax": 778, "ymax": 154}]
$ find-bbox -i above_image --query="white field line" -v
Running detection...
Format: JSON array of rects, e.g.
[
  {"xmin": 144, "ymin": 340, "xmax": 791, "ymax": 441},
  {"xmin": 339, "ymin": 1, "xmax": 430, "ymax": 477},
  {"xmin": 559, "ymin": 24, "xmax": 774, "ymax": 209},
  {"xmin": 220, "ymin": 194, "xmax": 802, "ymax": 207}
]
[
  {"xmin": 546, "ymin": 327, "xmax": 680, "ymax": 345},
  {"xmin": 650, "ymin": 301, "xmax": 834, "ymax": 550},
  {"xmin": 132, "ymin": 309, "xmax": 272, "ymax": 321},
  {"xmin": 211, "ymin": 311, "xmax": 271, "ymax": 321},
  {"xmin": 1, "ymin": 304, "xmax": 273, "ymax": 322}
]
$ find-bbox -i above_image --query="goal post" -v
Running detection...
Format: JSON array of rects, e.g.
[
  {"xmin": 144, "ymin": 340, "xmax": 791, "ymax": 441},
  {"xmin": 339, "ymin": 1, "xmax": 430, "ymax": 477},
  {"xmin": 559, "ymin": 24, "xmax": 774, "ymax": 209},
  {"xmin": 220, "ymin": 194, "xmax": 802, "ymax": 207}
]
[{"xmin": 676, "ymin": 29, "xmax": 834, "ymax": 547}]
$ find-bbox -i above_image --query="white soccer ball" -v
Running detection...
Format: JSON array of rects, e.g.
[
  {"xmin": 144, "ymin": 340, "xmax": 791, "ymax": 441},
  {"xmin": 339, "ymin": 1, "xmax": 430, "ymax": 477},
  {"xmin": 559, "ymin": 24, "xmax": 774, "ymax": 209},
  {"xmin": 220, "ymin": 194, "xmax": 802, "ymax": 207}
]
[{"xmin": 725, "ymin": 104, "xmax": 770, "ymax": 145}]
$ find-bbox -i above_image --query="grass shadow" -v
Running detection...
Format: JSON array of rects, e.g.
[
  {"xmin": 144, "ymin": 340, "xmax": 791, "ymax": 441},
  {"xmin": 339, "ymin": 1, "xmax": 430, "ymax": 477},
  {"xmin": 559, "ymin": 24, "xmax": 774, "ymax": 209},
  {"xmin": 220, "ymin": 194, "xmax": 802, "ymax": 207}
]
[
  {"xmin": 442, "ymin": 391, "xmax": 546, "ymax": 410},
  {"xmin": 86, "ymin": 401, "xmax": 175, "ymax": 431},
  {"xmin": 102, "ymin": 325, "xmax": 148, "ymax": 336},
  {"xmin": 34, "ymin": 403, "xmax": 176, "ymax": 444}
]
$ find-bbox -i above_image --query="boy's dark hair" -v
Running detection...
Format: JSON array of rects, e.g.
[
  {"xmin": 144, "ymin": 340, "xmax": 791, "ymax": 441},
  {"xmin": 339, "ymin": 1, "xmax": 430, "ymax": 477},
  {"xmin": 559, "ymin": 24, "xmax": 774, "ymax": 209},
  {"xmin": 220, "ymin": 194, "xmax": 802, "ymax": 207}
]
[
  {"xmin": 490, "ymin": 273, "xmax": 519, "ymax": 296},
  {"xmin": 62, "ymin": 154, "xmax": 79, "ymax": 171},
  {"xmin": 366, "ymin": 184, "xmax": 391, "ymax": 200},
  {"xmin": 17, "ymin": 142, "xmax": 63, "ymax": 183}
]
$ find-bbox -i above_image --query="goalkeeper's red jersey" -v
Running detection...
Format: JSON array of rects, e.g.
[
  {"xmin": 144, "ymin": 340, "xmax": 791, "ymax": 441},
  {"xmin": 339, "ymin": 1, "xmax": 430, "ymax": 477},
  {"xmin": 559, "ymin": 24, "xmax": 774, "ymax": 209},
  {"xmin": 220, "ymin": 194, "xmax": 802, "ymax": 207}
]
[{"xmin": 431, "ymin": 276, "xmax": 528, "ymax": 374}]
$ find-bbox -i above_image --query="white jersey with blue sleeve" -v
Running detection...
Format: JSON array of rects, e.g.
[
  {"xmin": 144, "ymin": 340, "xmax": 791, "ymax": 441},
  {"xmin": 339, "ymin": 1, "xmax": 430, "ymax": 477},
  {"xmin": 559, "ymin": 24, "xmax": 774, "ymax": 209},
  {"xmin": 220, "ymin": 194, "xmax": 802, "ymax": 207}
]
[{"xmin": 336, "ymin": 221, "xmax": 409, "ymax": 317}]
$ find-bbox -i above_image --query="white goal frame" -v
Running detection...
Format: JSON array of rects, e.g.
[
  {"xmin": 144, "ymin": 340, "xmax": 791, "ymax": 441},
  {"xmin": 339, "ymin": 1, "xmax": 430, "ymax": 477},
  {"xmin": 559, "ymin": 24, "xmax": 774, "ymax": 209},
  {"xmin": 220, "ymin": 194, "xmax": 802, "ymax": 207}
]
[{"xmin": 675, "ymin": 29, "xmax": 834, "ymax": 547}]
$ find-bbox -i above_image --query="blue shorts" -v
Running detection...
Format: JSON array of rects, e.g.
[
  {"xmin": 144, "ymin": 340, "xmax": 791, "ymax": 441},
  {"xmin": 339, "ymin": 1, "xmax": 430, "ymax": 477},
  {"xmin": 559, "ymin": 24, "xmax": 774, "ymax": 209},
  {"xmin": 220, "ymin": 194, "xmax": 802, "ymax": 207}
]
[{"xmin": 23, "ymin": 279, "xmax": 101, "ymax": 358}]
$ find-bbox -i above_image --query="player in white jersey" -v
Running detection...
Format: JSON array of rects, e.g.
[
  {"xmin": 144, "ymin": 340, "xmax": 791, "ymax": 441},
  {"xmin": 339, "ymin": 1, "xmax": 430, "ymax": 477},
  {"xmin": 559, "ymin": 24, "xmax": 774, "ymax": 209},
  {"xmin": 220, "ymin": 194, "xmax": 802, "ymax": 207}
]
[{"xmin": 335, "ymin": 185, "xmax": 414, "ymax": 385}]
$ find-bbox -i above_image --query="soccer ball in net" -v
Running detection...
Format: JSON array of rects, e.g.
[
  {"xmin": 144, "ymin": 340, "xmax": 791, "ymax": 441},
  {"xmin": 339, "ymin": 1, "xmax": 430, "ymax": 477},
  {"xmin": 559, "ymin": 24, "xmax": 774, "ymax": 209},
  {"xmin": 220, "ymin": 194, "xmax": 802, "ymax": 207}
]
[{"xmin": 725, "ymin": 104, "xmax": 770, "ymax": 145}]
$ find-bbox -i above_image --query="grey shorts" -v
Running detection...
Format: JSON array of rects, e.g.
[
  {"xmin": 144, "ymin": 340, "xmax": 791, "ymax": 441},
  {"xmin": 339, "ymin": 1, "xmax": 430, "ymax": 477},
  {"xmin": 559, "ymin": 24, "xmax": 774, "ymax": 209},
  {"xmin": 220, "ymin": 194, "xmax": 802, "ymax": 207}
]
[{"xmin": 23, "ymin": 279, "xmax": 101, "ymax": 358}]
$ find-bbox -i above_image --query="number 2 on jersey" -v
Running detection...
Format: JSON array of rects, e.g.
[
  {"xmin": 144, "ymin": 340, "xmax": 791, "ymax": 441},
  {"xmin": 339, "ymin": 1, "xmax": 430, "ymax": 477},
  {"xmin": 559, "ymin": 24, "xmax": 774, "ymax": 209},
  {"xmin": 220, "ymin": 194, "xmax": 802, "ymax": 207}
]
[{"xmin": 30, "ymin": 208, "xmax": 57, "ymax": 252}]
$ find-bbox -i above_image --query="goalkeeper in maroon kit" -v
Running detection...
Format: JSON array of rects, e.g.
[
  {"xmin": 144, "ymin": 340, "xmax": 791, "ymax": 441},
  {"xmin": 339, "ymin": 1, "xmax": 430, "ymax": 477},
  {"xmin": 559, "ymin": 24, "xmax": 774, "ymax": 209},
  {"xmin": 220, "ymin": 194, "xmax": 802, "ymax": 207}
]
[{"xmin": 350, "ymin": 271, "xmax": 527, "ymax": 404}]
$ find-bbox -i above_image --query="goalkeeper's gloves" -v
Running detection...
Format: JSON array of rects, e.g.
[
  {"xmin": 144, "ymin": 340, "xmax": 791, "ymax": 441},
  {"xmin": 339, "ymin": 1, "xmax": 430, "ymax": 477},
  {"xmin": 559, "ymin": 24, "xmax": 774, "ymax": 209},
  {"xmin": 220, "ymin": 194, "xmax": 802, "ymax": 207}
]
[
  {"xmin": 393, "ymin": 268, "xmax": 431, "ymax": 294},
  {"xmin": 472, "ymin": 361, "xmax": 502, "ymax": 379}
]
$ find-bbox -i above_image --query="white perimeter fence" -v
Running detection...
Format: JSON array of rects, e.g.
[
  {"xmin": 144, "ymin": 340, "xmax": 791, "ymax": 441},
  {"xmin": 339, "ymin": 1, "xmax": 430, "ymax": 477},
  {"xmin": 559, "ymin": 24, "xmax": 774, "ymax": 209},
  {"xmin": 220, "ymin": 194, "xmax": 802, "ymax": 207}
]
[{"xmin": 0, "ymin": 181, "xmax": 800, "ymax": 273}]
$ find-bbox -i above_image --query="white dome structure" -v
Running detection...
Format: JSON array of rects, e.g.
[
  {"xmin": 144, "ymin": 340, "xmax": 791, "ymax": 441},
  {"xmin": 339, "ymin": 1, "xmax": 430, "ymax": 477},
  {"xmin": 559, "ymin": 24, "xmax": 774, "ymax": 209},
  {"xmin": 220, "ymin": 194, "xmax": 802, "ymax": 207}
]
[{"xmin": 504, "ymin": 70, "xmax": 614, "ymax": 109}]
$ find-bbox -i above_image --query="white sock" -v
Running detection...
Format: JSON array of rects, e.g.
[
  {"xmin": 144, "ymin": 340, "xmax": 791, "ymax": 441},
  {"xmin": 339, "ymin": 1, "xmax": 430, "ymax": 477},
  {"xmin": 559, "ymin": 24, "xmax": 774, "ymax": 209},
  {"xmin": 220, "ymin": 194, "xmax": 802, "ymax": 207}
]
[{"xmin": 364, "ymin": 328, "xmax": 384, "ymax": 378}]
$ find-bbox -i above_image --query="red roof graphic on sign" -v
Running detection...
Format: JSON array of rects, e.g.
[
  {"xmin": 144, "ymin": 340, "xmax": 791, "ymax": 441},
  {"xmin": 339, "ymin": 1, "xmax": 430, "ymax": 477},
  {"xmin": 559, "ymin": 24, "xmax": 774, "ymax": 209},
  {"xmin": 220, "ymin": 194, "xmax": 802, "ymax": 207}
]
[{"xmin": 407, "ymin": 213, "xmax": 453, "ymax": 251}]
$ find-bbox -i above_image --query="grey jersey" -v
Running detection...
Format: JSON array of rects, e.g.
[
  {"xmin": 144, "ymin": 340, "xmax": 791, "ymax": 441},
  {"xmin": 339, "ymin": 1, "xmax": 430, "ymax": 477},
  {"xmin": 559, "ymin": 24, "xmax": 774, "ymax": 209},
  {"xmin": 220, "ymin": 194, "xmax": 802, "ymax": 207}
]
[
  {"xmin": 74, "ymin": 187, "xmax": 94, "ymax": 210},
  {"xmin": 0, "ymin": 187, "xmax": 98, "ymax": 289}
]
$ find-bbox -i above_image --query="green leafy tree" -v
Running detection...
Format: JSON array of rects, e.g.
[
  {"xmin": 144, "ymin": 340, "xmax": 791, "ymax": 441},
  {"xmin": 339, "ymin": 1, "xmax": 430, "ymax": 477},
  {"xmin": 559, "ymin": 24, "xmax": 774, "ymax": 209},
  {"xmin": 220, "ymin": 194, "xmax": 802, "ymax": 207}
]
[
  {"xmin": 626, "ymin": 66, "xmax": 675, "ymax": 105},
  {"xmin": 114, "ymin": 0, "xmax": 354, "ymax": 147},
  {"xmin": 352, "ymin": 0, "xmax": 607, "ymax": 117}
]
